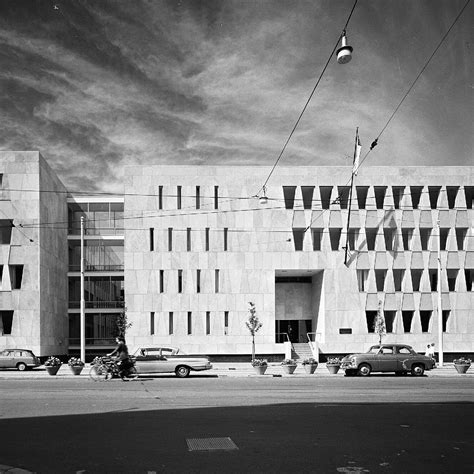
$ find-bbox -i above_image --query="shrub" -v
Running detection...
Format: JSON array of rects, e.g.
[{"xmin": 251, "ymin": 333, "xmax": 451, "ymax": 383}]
[
  {"xmin": 281, "ymin": 359, "xmax": 297, "ymax": 366},
  {"xmin": 453, "ymin": 357, "xmax": 471, "ymax": 365},
  {"xmin": 251, "ymin": 358, "xmax": 268, "ymax": 367},
  {"xmin": 68, "ymin": 357, "xmax": 85, "ymax": 367},
  {"xmin": 44, "ymin": 356, "xmax": 62, "ymax": 367},
  {"xmin": 326, "ymin": 357, "xmax": 341, "ymax": 365},
  {"xmin": 302, "ymin": 358, "xmax": 317, "ymax": 365}
]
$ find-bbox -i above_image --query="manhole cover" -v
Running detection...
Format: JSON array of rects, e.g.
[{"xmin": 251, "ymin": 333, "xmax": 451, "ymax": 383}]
[{"xmin": 186, "ymin": 437, "xmax": 238, "ymax": 452}]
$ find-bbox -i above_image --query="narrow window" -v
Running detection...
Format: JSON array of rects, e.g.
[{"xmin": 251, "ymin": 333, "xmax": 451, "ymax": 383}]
[
  {"xmin": 411, "ymin": 269, "xmax": 423, "ymax": 292},
  {"xmin": 312, "ymin": 229, "xmax": 323, "ymax": 251},
  {"xmin": 329, "ymin": 228, "xmax": 341, "ymax": 251},
  {"xmin": 365, "ymin": 311, "xmax": 377, "ymax": 333},
  {"xmin": 0, "ymin": 220, "xmax": 13, "ymax": 244},
  {"xmin": 0, "ymin": 265, "xmax": 3, "ymax": 290},
  {"xmin": 420, "ymin": 310, "xmax": 432, "ymax": 332},
  {"xmin": 428, "ymin": 186, "xmax": 441, "ymax": 209},
  {"xmin": 348, "ymin": 229, "xmax": 359, "ymax": 251},
  {"xmin": 301, "ymin": 186, "xmax": 315, "ymax": 209},
  {"xmin": 356, "ymin": 186, "xmax": 369, "ymax": 209},
  {"xmin": 337, "ymin": 186, "xmax": 350, "ymax": 209},
  {"xmin": 224, "ymin": 228, "xmax": 228, "ymax": 251},
  {"xmin": 283, "ymin": 186, "xmax": 297, "ymax": 209},
  {"xmin": 446, "ymin": 186, "xmax": 459, "ymax": 209},
  {"xmin": 292, "ymin": 229, "xmax": 305, "ymax": 251},
  {"xmin": 215, "ymin": 269, "xmax": 220, "ymax": 293},
  {"xmin": 158, "ymin": 186, "xmax": 163, "ymax": 210},
  {"xmin": 159, "ymin": 270, "xmax": 164, "ymax": 293},
  {"xmin": 383, "ymin": 228, "xmax": 395, "ymax": 251},
  {"xmin": 187, "ymin": 228, "xmax": 192, "ymax": 251},
  {"xmin": 465, "ymin": 269, "xmax": 473, "ymax": 291},
  {"xmin": 196, "ymin": 269, "xmax": 201, "ymax": 293},
  {"xmin": 384, "ymin": 311, "xmax": 396, "ymax": 333},
  {"xmin": 150, "ymin": 312, "xmax": 155, "ymax": 335},
  {"xmin": 464, "ymin": 186, "xmax": 473, "ymax": 209},
  {"xmin": 0, "ymin": 174, "xmax": 3, "ymax": 187},
  {"xmin": 410, "ymin": 186, "xmax": 423, "ymax": 209},
  {"xmin": 10, "ymin": 265, "xmax": 24, "ymax": 290},
  {"xmin": 442, "ymin": 310, "xmax": 450, "ymax": 332},
  {"xmin": 214, "ymin": 186, "xmax": 219, "ymax": 209},
  {"xmin": 375, "ymin": 270, "xmax": 386, "ymax": 292},
  {"xmin": 149, "ymin": 228, "xmax": 154, "ymax": 251},
  {"xmin": 420, "ymin": 228, "xmax": 431, "ymax": 250},
  {"xmin": 178, "ymin": 270, "xmax": 183, "ymax": 293},
  {"xmin": 429, "ymin": 269, "xmax": 437, "ymax": 292},
  {"xmin": 206, "ymin": 311, "xmax": 211, "ymax": 335},
  {"xmin": 224, "ymin": 311, "xmax": 229, "ymax": 335},
  {"xmin": 447, "ymin": 269, "xmax": 458, "ymax": 292},
  {"xmin": 402, "ymin": 228, "xmax": 413, "ymax": 250},
  {"xmin": 393, "ymin": 269, "xmax": 405, "ymax": 292},
  {"xmin": 440, "ymin": 228, "xmax": 449, "ymax": 251},
  {"xmin": 196, "ymin": 186, "xmax": 201, "ymax": 209},
  {"xmin": 187, "ymin": 312, "xmax": 192, "ymax": 335},
  {"xmin": 455, "ymin": 228, "xmax": 467, "ymax": 250},
  {"xmin": 168, "ymin": 228, "xmax": 173, "ymax": 251},
  {"xmin": 357, "ymin": 270, "xmax": 368, "ymax": 291},
  {"xmin": 320, "ymin": 186, "xmax": 332, "ymax": 210},
  {"xmin": 365, "ymin": 228, "xmax": 378, "ymax": 251},
  {"xmin": 177, "ymin": 186, "xmax": 182, "ymax": 209},
  {"xmin": 392, "ymin": 186, "xmax": 405, "ymax": 209},
  {"xmin": 169, "ymin": 312, "xmax": 174, "ymax": 335},
  {"xmin": 374, "ymin": 186, "xmax": 387, "ymax": 209},
  {"xmin": 402, "ymin": 311, "xmax": 413, "ymax": 333},
  {"xmin": 0, "ymin": 311, "xmax": 13, "ymax": 335},
  {"xmin": 205, "ymin": 228, "xmax": 210, "ymax": 251}
]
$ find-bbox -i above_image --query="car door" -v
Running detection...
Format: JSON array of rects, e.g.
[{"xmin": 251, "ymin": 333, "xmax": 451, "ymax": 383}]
[
  {"xmin": 0, "ymin": 350, "xmax": 10, "ymax": 368},
  {"xmin": 395, "ymin": 346, "xmax": 413, "ymax": 371},
  {"xmin": 377, "ymin": 346, "xmax": 397, "ymax": 372},
  {"xmin": 1, "ymin": 350, "xmax": 15, "ymax": 369}
]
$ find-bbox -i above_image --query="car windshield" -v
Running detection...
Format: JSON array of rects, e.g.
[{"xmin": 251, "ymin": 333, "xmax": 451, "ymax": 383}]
[{"xmin": 367, "ymin": 346, "xmax": 381, "ymax": 354}]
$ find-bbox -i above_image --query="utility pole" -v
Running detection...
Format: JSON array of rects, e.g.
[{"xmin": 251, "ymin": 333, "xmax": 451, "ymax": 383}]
[
  {"xmin": 80, "ymin": 216, "xmax": 86, "ymax": 363},
  {"xmin": 344, "ymin": 127, "xmax": 359, "ymax": 266},
  {"xmin": 437, "ymin": 220, "xmax": 443, "ymax": 366}
]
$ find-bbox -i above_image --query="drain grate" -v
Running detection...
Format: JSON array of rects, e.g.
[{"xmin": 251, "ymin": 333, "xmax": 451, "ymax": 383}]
[{"xmin": 186, "ymin": 437, "xmax": 238, "ymax": 452}]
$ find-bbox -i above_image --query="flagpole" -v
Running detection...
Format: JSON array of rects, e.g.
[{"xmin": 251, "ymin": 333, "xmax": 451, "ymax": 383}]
[{"xmin": 344, "ymin": 127, "xmax": 359, "ymax": 266}]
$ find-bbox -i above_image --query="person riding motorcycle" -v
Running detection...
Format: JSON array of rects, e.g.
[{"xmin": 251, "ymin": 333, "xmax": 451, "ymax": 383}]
[{"xmin": 108, "ymin": 336, "xmax": 132, "ymax": 379}]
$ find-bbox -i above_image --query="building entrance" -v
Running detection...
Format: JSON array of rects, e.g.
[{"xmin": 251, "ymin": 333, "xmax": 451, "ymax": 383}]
[{"xmin": 275, "ymin": 320, "xmax": 312, "ymax": 343}]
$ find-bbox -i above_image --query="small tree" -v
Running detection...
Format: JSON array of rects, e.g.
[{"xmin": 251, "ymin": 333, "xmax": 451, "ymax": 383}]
[
  {"xmin": 373, "ymin": 300, "xmax": 386, "ymax": 344},
  {"xmin": 246, "ymin": 302, "xmax": 262, "ymax": 361},
  {"xmin": 115, "ymin": 307, "xmax": 132, "ymax": 339}
]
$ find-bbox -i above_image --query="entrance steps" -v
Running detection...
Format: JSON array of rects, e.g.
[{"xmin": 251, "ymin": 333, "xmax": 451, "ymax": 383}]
[{"xmin": 291, "ymin": 343, "xmax": 313, "ymax": 361}]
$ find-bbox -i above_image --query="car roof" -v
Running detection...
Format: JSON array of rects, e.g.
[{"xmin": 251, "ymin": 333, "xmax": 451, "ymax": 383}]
[{"xmin": 2, "ymin": 348, "xmax": 33, "ymax": 352}]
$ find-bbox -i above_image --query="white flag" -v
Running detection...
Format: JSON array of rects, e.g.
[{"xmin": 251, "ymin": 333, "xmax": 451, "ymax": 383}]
[{"xmin": 353, "ymin": 136, "xmax": 361, "ymax": 175}]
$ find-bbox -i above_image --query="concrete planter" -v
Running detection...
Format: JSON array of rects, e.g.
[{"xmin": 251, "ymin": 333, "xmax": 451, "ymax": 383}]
[
  {"xmin": 326, "ymin": 364, "xmax": 340, "ymax": 375},
  {"xmin": 69, "ymin": 365, "xmax": 84, "ymax": 376},
  {"xmin": 454, "ymin": 363, "xmax": 470, "ymax": 374},
  {"xmin": 45, "ymin": 365, "xmax": 61, "ymax": 376},
  {"xmin": 282, "ymin": 364, "xmax": 297, "ymax": 375},
  {"xmin": 252, "ymin": 365, "xmax": 267, "ymax": 375},
  {"xmin": 303, "ymin": 364, "xmax": 318, "ymax": 374}
]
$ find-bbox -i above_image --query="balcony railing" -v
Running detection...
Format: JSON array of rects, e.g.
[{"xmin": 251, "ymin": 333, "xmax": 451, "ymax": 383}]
[
  {"xmin": 68, "ymin": 226, "xmax": 124, "ymax": 236},
  {"xmin": 68, "ymin": 264, "xmax": 124, "ymax": 272},
  {"xmin": 69, "ymin": 301, "xmax": 125, "ymax": 309}
]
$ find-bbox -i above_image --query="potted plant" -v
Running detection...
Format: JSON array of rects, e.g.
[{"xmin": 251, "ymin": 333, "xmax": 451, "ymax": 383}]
[
  {"xmin": 326, "ymin": 357, "xmax": 341, "ymax": 374},
  {"xmin": 44, "ymin": 356, "xmax": 62, "ymax": 376},
  {"xmin": 68, "ymin": 357, "xmax": 85, "ymax": 375},
  {"xmin": 302, "ymin": 358, "xmax": 318, "ymax": 374},
  {"xmin": 453, "ymin": 357, "xmax": 471, "ymax": 374},
  {"xmin": 281, "ymin": 359, "xmax": 297, "ymax": 375},
  {"xmin": 251, "ymin": 358, "xmax": 268, "ymax": 375}
]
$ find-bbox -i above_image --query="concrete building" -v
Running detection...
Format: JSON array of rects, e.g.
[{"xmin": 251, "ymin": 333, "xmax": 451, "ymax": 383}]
[{"xmin": 124, "ymin": 165, "xmax": 473, "ymax": 359}]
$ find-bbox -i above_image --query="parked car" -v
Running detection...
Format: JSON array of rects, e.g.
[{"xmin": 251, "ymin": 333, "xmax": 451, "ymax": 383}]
[
  {"xmin": 0, "ymin": 349, "xmax": 41, "ymax": 371},
  {"xmin": 132, "ymin": 347, "xmax": 212, "ymax": 378},
  {"xmin": 340, "ymin": 344, "xmax": 436, "ymax": 376}
]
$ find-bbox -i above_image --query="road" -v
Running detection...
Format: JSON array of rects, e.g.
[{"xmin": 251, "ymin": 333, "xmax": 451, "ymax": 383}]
[{"xmin": 0, "ymin": 376, "xmax": 473, "ymax": 473}]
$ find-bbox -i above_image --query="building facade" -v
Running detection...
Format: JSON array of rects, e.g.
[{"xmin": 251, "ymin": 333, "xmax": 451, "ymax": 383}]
[{"xmin": 124, "ymin": 165, "xmax": 473, "ymax": 358}]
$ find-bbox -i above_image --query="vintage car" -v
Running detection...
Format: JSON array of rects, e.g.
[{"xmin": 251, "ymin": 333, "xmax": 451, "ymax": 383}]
[
  {"xmin": 0, "ymin": 349, "xmax": 41, "ymax": 371},
  {"xmin": 340, "ymin": 343, "xmax": 436, "ymax": 376},
  {"xmin": 132, "ymin": 347, "xmax": 212, "ymax": 378}
]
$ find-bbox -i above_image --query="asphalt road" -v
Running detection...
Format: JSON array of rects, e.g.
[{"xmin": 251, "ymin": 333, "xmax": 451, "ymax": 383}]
[{"xmin": 0, "ymin": 377, "xmax": 473, "ymax": 473}]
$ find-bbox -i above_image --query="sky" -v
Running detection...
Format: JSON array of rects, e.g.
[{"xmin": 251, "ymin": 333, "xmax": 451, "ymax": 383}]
[{"xmin": 0, "ymin": 0, "xmax": 472, "ymax": 193}]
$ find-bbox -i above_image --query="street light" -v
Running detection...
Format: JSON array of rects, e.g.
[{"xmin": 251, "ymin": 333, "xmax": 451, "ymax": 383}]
[
  {"xmin": 336, "ymin": 31, "xmax": 353, "ymax": 64},
  {"xmin": 80, "ymin": 216, "xmax": 85, "ymax": 363}
]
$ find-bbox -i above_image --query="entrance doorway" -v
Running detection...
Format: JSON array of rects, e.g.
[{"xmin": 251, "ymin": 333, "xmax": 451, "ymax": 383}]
[{"xmin": 275, "ymin": 320, "xmax": 312, "ymax": 343}]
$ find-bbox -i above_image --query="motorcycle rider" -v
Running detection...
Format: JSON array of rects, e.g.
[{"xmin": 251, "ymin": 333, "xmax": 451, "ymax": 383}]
[{"xmin": 108, "ymin": 336, "xmax": 132, "ymax": 380}]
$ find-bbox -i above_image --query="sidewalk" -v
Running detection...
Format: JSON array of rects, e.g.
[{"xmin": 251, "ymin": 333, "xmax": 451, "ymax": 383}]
[{"xmin": 0, "ymin": 363, "xmax": 471, "ymax": 379}]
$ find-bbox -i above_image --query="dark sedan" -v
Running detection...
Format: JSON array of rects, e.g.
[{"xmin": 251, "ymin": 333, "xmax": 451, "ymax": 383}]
[{"xmin": 340, "ymin": 344, "xmax": 436, "ymax": 376}]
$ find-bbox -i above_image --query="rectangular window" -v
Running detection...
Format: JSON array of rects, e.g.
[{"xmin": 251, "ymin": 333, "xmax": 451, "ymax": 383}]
[
  {"xmin": 169, "ymin": 312, "xmax": 174, "ymax": 335},
  {"xmin": 177, "ymin": 186, "xmax": 182, "ymax": 209},
  {"xmin": 283, "ymin": 186, "xmax": 297, "ymax": 209},
  {"xmin": 365, "ymin": 228, "xmax": 378, "ymax": 251},
  {"xmin": 393, "ymin": 269, "xmax": 405, "ymax": 292},
  {"xmin": 440, "ymin": 228, "xmax": 449, "ymax": 251},
  {"xmin": 402, "ymin": 311, "xmax": 413, "ymax": 333},
  {"xmin": 348, "ymin": 229, "xmax": 359, "ymax": 251},
  {"xmin": 383, "ymin": 228, "xmax": 395, "ymax": 251},
  {"xmin": 410, "ymin": 186, "xmax": 423, "ymax": 209},
  {"xmin": 150, "ymin": 312, "xmax": 155, "ymax": 335},
  {"xmin": 365, "ymin": 311, "xmax": 377, "ymax": 333},
  {"xmin": 178, "ymin": 270, "xmax": 183, "ymax": 293},
  {"xmin": 0, "ymin": 310, "xmax": 13, "ymax": 335},
  {"xmin": 224, "ymin": 228, "xmax": 228, "ymax": 251},
  {"xmin": 10, "ymin": 265, "xmax": 24, "ymax": 290},
  {"xmin": 205, "ymin": 228, "xmax": 210, "ymax": 251},
  {"xmin": 446, "ymin": 186, "xmax": 459, "ymax": 209},
  {"xmin": 329, "ymin": 228, "xmax": 341, "ymax": 251},
  {"xmin": 411, "ymin": 269, "xmax": 423, "ymax": 292},
  {"xmin": 455, "ymin": 228, "xmax": 467, "ymax": 250},
  {"xmin": 375, "ymin": 269, "xmax": 386, "ymax": 292},
  {"xmin": 224, "ymin": 311, "xmax": 229, "ymax": 335},
  {"xmin": 320, "ymin": 186, "xmax": 332, "ymax": 209},
  {"xmin": 187, "ymin": 228, "xmax": 192, "ymax": 251},
  {"xmin": 158, "ymin": 186, "xmax": 163, "ymax": 210},
  {"xmin": 159, "ymin": 270, "xmax": 164, "ymax": 293},
  {"xmin": 168, "ymin": 228, "xmax": 173, "ymax": 251},
  {"xmin": 206, "ymin": 311, "xmax": 211, "ymax": 335},
  {"xmin": 429, "ymin": 269, "xmax": 438, "ymax": 292},
  {"xmin": 384, "ymin": 311, "xmax": 396, "ymax": 333},
  {"xmin": 292, "ymin": 229, "xmax": 305, "ymax": 251},
  {"xmin": 374, "ymin": 186, "xmax": 387, "ymax": 209},
  {"xmin": 196, "ymin": 186, "xmax": 201, "ymax": 209},
  {"xmin": 215, "ymin": 269, "xmax": 220, "ymax": 293},
  {"xmin": 187, "ymin": 311, "xmax": 192, "ymax": 335},
  {"xmin": 356, "ymin": 186, "xmax": 369, "ymax": 209},
  {"xmin": 442, "ymin": 310, "xmax": 450, "ymax": 332},
  {"xmin": 312, "ymin": 229, "xmax": 323, "ymax": 251},
  {"xmin": 149, "ymin": 228, "xmax": 154, "ymax": 251},
  {"xmin": 420, "ymin": 310, "xmax": 432, "ymax": 332},
  {"xmin": 465, "ymin": 269, "xmax": 473, "ymax": 291},
  {"xmin": 447, "ymin": 269, "xmax": 458, "ymax": 292},
  {"xmin": 301, "ymin": 186, "xmax": 315, "ymax": 209},
  {"xmin": 337, "ymin": 186, "xmax": 350, "ymax": 209},
  {"xmin": 392, "ymin": 186, "xmax": 405, "ymax": 209},
  {"xmin": 464, "ymin": 186, "xmax": 473, "ymax": 209},
  {"xmin": 0, "ymin": 220, "xmax": 13, "ymax": 244},
  {"xmin": 214, "ymin": 186, "xmax": 219, "ymax": 209},
  {"xmin": 0, "ymin": 174, "xmax": 3, "ymax": 187},
  {"xmin": 357, "ymin": 270, "xmax": 368, "ymax": 292},
  {"xmin": 196, "ymin": 269, "xmax": 201, "ymax": 293},
  {"xmin": 420, "ymin": 228, "xmax": 431, "ymax": 250},
  {"xmin": 402, "ymin": 228, "xmax": 413, "ymax": 250}
]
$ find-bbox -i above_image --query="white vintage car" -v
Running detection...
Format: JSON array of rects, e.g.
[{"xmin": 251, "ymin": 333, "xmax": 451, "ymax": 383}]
[{"xmin": 132, "ymin": 347, "xmax": 212, "ymax": 378}]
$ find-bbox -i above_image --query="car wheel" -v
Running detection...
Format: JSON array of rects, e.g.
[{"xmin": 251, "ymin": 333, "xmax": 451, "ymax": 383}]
[
  {"xmin": 16, "ymin": 362, "xmax": 27, "ymax": 371},
  {"xmin": 344, "ymin": 369, "xmax": 357, "ymax": 377},
  {"xmin": 411, "ymin": 364, "xmax": 425, "ymax": 377},
  {"xmin": 175, "ymin": 366, "xmax": 190, "ymax": 378},
  {"xmin": 358, "ymin": 363, "xmax": 371, "ymax": 376}
]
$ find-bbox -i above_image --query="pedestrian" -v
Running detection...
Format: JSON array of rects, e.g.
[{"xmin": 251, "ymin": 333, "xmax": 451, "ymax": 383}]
[{"xmin": 425, "ymin": 343, "xmax": 435, "ymax": 360}]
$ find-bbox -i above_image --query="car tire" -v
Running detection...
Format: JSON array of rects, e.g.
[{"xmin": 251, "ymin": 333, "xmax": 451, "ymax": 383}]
[
  {"xmin": 358, "ymin": 363, "xmax": 371, "ymax": 376},
  {"xmin": 411, "ymin": 364, "xmax": 425, "ymax": 377},
  {"xmin": 175, "ymin": 366, "xmax": 190, "ymax": 378},
  {"xmin": 16, "ymin": 362, "xmax": 27, "ymax": 371}
]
